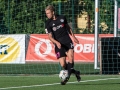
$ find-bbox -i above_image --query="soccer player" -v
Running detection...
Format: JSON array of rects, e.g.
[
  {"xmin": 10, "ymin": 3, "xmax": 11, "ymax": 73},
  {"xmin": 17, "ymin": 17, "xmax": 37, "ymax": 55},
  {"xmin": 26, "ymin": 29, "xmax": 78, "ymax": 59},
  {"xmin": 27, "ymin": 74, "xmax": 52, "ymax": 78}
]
[{"xmin": 45, "ymin": 5, "xmax": 81, "ymax": 85}]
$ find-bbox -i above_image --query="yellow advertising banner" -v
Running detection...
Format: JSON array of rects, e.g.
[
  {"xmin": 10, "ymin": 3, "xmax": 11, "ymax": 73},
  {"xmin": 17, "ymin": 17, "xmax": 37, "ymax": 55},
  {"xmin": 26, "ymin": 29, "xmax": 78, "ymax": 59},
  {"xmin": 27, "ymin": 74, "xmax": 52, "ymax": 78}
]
[{"xmin": 0, "ymin": 34, "xmax": 25, "ymax": 64}]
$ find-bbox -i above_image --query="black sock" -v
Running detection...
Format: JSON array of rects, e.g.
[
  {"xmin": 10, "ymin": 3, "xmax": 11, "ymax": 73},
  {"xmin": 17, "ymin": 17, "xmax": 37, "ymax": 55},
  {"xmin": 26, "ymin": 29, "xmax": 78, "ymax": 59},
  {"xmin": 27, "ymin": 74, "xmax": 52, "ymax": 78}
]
[
  {"xmin": 67, "ymin": 62, "xmax": 77, "ymax": 76},
  {"xmin": 65, "ymin": 63, "xmax": 68, "ymax": 70},
  {"xmin": 67, "ymin": 62, "xmax": 72, "ymax": 76},
  {"xmin": 71, "ymin": 62, "xmax": 76, "ymax": 74},
  {"xmin": 72, "ymin": 62, "xmax": 74, "ymax": 67}
]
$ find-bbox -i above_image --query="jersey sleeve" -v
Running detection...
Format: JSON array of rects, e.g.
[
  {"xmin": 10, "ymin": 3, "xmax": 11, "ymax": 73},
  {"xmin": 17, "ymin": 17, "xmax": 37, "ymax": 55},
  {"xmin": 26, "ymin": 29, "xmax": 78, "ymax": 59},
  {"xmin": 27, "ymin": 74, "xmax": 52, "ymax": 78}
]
[
  {"xmin": 45, "ymin": 19, "xmax": 52, "ymax": 34},
  {"xmin": 64, "ymin": 16, "xmax": 68, "ymax": 25},
  {"xmin": 64, "ymin": 16, "xmax": 71, "ymax": 33}
]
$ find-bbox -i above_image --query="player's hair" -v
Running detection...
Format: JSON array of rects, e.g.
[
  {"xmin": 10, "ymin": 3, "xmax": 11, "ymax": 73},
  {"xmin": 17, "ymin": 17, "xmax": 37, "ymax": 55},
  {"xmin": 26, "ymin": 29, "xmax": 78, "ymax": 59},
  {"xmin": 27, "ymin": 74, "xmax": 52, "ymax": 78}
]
[{"xmin": 45, "ymin": 5, "xmax": 55, "ymax": 12}]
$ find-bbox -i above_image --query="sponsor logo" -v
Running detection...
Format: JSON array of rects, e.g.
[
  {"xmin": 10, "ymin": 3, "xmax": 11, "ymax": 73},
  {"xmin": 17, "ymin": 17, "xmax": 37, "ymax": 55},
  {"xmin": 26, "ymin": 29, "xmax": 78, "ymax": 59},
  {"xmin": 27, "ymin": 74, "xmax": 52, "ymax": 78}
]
[
  {"xmin": 52, "ymin": 24, "xmax": 64, "ymax": 31},
  {"xmin": 0, "ymin": 45, "xmax": 9, "ymax": 55},
  {"xmin": 56, "ymin": 52, "xmax": 60, "ymax": 58},
  {"xmin": 74, "ymin": 44, "xmax": 94, "ymax": 53},
  {"xmin": 60, "ymin": 19, "xmax": 64, "ymax": 22},
  {"xmin": 52, "ymin": 23, "xmax": 55, "ymax": 26},
  {"xmin": 0, "ymin": 37, "xmax": 20, "ymax": 63},
  {"xmin": 35, "ymin": 39, "xmax": 94, "ymax": 57},
  {"xmin": 35, "ymin": 39, "xmax": 52, "ymax": 57},
  {"xmin": 53, "ymin": 27, "xmax": 57, "ymax": 31},
  {"xmin": 70, "ymin": 43, "xmax": 74, "ymax": 48}
]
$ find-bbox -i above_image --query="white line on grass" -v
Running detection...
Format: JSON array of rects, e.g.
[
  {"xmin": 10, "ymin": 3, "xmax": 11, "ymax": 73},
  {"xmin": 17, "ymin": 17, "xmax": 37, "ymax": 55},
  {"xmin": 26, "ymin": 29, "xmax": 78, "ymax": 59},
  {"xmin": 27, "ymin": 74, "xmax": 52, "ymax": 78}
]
[{"xmin": 0, "ymin": 77, "xmax": 120, "ymax": 90}]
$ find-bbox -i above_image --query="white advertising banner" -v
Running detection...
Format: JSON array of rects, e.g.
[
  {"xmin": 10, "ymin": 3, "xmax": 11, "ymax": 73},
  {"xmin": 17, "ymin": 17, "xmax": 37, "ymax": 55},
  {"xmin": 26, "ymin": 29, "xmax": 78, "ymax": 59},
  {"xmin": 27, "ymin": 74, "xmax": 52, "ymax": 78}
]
[{"xmin": 0, "ymin": 34, "xmax": 25, "ymax": 64}]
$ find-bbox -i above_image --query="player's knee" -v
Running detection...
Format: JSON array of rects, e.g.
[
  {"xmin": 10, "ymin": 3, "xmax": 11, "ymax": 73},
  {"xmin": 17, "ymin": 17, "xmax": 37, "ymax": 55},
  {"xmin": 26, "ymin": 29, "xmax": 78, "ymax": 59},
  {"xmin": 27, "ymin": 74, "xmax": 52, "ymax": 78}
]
[
  {"xmin": 68, "ymin": 61, "xmax": 73, "ymax": 63},
  {"xmin": 61, "ymin": 64, "xmax": 66, "ymax": 69},
  {"xmin": 68, "ymin": 57, "xmax": 74, "ymax": 63}
]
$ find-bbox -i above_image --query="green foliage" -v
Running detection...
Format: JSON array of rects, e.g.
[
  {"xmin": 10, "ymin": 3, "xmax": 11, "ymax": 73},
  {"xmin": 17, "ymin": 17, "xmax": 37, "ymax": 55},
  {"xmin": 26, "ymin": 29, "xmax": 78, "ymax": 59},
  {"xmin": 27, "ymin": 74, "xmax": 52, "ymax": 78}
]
[
  {"xmin": 0, "ymin": 0, "xmax": 115, "ymax": 34},
  {"xmin": 99, "ymin": 0, "xmax": 114, "ymax": 34},
  {"xmin": 0, "ymin": 0, "xmax": 52, "ymax": 34}
]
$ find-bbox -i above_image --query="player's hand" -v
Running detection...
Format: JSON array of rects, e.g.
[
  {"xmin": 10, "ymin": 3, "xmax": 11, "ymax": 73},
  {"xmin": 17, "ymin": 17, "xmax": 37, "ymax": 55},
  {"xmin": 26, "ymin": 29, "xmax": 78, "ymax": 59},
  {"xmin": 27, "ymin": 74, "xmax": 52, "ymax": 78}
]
[{"xmin": 56, "ymin": 42, "xmax": 61, "ymax": 49}]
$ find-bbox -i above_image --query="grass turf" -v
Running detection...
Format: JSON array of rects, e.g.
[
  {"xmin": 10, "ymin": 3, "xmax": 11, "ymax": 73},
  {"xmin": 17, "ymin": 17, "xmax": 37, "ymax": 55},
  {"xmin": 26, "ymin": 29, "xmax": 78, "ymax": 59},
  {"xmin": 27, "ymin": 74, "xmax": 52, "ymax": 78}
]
[{"xmin": 0, "ymin": 75, "xmax": 120, "ymax": 90}]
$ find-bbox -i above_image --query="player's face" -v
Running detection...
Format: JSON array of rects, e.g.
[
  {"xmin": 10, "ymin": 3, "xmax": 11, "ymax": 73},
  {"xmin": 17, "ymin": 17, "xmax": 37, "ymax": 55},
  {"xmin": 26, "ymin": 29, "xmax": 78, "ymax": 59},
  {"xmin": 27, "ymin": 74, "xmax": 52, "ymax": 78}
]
[{"xmin": 45, "ymin": 10, "xmax": 54, "ymax": 19}]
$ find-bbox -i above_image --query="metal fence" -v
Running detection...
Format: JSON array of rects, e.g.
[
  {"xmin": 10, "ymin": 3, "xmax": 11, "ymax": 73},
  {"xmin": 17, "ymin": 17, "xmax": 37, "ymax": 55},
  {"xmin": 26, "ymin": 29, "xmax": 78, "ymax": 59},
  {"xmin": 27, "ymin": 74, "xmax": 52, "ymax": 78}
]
[{"xmin": 0, "ymin": 0, "xmax": 115, "ymax": 34}]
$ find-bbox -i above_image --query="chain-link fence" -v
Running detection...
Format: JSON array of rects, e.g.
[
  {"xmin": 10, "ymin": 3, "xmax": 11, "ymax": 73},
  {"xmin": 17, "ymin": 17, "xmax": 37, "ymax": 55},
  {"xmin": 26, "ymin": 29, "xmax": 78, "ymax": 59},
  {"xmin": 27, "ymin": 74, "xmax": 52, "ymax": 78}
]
[{"xmin": 0, "ymin": 0, "xmax": 115, "ymax": 34}]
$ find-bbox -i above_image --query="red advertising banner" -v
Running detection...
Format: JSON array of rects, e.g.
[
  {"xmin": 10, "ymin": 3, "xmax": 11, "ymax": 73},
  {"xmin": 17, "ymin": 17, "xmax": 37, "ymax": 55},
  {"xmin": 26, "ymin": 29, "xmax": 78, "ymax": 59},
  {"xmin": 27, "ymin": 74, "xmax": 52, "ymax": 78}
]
[
  {"xmin": 26, "ymin": 34, "xmax": 113, "ymax": 62},
  {"xmin": 118, "ymin": 8, "xmax": 120, "ymax": 29}
]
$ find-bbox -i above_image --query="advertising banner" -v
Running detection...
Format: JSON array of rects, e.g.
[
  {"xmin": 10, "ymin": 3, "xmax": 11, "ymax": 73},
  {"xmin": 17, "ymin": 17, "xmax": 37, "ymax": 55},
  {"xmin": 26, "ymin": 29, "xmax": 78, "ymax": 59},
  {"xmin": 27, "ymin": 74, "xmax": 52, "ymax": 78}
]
[
  {"xmin": 0, "ymin": 34, "xmax": 25, "ymax": 64},
  {"xmin": 118, "ymin": 8, "xmax": 120, "ymax": 29},
  {"xmin": 26, "ymin": 34, "xmax": 56, "ymax": 62},
  {"xmin": 26, "ymin": 34, "xmax": 113, "ymax": 62}
]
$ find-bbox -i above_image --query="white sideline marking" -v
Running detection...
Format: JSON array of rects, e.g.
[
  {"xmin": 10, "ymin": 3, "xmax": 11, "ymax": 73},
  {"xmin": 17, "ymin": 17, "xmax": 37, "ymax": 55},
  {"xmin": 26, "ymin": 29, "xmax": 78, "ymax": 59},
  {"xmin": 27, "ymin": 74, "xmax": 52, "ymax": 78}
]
[{"xmin": 0, "ymin": 78, "xmax": 120, "ymax": 90}]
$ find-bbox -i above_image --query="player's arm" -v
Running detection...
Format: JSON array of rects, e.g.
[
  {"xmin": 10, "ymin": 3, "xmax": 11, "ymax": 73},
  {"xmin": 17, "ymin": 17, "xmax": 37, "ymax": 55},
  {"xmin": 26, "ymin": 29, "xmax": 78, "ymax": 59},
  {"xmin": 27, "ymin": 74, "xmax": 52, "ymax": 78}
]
[
  {"xmin": 64, "ymin": 16, "xmax": 79, "ymax": 44},
  {"xmin": 64, "ymin": 17, "xmax": 79, "ymax": 44},
  {"xmin": 48, "ymin": 33, "xmax": 61, "ymax": 49},
  {"xmin": 45, "ymin": 20, "xmax": 56, "ymax": 44},
  {"xmin": 66, "ymin": 29, "xmax": 79, "ymax": 44},
  {"xmin": 68, "ymin": 26, "xmax": 79, "ymax": 44}
]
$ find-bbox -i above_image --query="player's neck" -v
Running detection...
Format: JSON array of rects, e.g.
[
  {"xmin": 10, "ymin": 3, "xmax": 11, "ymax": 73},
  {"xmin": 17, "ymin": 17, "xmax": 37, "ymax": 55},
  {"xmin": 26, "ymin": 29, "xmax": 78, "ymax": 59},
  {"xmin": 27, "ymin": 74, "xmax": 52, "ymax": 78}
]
[{"xmin": 53, "ymin": 15, "xmax": 57, "ymax": 20}]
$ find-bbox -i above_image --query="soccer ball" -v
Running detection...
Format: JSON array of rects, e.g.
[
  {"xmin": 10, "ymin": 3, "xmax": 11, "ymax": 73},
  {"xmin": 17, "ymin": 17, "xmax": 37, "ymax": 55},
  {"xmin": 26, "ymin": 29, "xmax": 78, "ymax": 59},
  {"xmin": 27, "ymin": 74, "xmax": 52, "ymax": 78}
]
[{"xmin": 59, "ymin": 70, "xmax": 69, "ymax": 80}]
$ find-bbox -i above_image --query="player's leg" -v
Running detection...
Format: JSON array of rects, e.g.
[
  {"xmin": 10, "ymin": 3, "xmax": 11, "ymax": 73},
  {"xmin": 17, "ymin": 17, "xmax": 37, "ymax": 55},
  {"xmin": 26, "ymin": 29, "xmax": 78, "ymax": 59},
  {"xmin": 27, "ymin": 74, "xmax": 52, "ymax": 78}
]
[
  {"xmin": 66, "ymin": 49, "xmax": 81, "ymax": 82},
  {"xmin": 58, "ymin": 57, "xmax": 66, "ymax": 70},
  {"xmin": 55, "ymin": 46, "xmax": 68, "ymax": 85},
  {"xmin": 58, "ymin": 57, "xmax": 69, "ymax": 85},
  {"xmin": 55, "ymin": 46, "xmax": 67, "ymax": 70},
  {"xmin": 65, "ymin": 49, "xmax": 74, "ymax": 75}
]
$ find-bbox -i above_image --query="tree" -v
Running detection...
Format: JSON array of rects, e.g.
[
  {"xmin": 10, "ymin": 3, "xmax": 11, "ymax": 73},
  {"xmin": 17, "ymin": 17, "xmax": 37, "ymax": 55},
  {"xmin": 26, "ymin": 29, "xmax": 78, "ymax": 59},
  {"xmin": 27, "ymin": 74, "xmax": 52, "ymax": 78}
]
[
  {"xmin": 0, "ymin": 0, "xmax": 114, "ymax": 34},
  {"xmin": 0, "ymin": 0, "xmax": 54, "ymax": 34}
]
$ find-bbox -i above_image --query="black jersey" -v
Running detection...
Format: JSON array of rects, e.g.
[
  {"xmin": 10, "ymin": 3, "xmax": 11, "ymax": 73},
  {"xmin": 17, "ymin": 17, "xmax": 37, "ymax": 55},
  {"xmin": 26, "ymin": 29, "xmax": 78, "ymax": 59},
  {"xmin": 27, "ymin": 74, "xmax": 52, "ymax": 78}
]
[{"xmin": 45, "ymin": 15, "xmax": 72, "ymax": 44}]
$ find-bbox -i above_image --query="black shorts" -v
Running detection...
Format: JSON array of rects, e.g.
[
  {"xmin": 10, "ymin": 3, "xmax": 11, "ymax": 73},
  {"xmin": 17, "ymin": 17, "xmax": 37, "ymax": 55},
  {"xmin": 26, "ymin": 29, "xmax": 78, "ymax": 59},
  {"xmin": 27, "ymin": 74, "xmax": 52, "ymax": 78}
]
[{"xmin": 55, "ymin": 42, "xmax": 74, "ymax": 59}]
